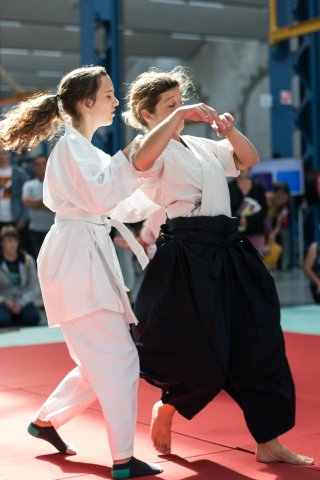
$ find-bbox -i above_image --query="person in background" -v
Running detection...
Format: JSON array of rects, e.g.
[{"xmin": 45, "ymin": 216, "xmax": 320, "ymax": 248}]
[
  {"xmin": 0, "ymin": 147, "xmax": 29, "ymax": 251},
  {"xmin": 0, "ymin": 225, "xmax": 41, "ymax": 328},
  {"xmin": 228, "ymin": 168, "xmax": 268, "ymax": 255},
  {"xmin": 266, "ymin": 182, "xmax": 291, "ymax": 269},
  {"xmin": 304, "ymin": 241, "xmax": 320, "ymax": 303},
  {"xmin": 22, "ymin": 154, "xmax": 55, "ymax": 258}
]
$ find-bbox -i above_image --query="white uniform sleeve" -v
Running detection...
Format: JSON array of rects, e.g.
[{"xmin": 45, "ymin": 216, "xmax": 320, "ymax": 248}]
[
  {"xmin": 199, "ymin": 137, "xmax": 239, "ymax": 177},
  {"xmin": 140, "ymin": 207, "xmax": 166, "ymax": 244},
  {"xmin": 108, "ymin": 189, "xmax": 161, "ymax": 223},
  {"xmin": 60, "ymin": 135, "xmax": 142, "ymax": 214},
  {"xmin": 129, "ymin": 135, "xmax": 165, "ymax": 178}
]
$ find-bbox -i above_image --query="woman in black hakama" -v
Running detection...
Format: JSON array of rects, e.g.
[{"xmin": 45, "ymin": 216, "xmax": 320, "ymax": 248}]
[{"xmin": 122, "ymin": 67, "xmax": 313, "ymax": 466}]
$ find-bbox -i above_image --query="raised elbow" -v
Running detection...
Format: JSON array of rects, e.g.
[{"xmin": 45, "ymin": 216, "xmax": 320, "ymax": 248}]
[
  {"xmin": 251, "ymin": 152, "xmax": 260, "ymax": 166},
  {"xmin": 133, "ymin": 153, "xmax": 150, "ymax": 172},
  {"xmin": 133, "ymin": 159, "xmax": 148, "ymax": 172}
]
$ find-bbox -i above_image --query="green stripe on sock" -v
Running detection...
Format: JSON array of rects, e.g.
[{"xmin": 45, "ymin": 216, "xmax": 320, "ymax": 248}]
[
  {"xmin": 28, "ymin": 424, "xmax": 40, "ymax": 437},
  {"xmin": 112, "ymin": 468, "xmax": 130, "ymax": 479}
]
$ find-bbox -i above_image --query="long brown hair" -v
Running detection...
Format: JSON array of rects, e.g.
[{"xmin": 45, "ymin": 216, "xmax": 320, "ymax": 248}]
[
  {"xmin": 0, "ymin": 66, "xmax": 107, "ymax": 152},
  {"xmin": 122, "ymin": 66, "xmax": 195, "ymax": 131}
]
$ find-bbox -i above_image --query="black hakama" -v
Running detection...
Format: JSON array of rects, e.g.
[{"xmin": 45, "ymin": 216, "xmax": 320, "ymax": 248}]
[{"xmin": 133, "ymin": 215, "xmax": 295, "ymax": 443}]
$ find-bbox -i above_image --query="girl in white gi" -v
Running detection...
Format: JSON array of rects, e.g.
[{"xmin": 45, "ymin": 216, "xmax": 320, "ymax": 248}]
[
  {"xmin": 0, "ymin": 66, "xmax": 162, "ymax": 479},
  {"xmin": 123, "ymin": 67, "xmax": 314, "ymax": 467}
]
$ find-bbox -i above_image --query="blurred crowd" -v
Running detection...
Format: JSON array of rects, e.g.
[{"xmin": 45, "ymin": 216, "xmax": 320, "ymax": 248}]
[{"xmin": 0, "ymin": 147, "xmax": 54, "ymax": 328}]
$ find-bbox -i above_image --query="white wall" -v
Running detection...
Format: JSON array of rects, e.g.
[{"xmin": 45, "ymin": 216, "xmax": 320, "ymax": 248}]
[
  {"xmin": 187, "ymin": 40, "xmax": 270, "ymax": 157},
  {"xmin": 123, "ymin": 40, "xmax": 271, "ymax": 158}
]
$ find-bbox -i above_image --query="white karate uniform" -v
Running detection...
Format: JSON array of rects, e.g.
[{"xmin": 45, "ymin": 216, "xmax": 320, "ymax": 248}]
[{"xmin": 36, "ymin": 126, "xmax": 151, "ymax": 460}]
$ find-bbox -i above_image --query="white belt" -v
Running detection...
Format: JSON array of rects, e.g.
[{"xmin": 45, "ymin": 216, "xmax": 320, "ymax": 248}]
[
  {"xmin": 55, "ymin": 215, "xmax": 149, "ymax": 270},
  {"xmin": 109, "ymin": 217, "xmax": 149, "ymax": 270}
]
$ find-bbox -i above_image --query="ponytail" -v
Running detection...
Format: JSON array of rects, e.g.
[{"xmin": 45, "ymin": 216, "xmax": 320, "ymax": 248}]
[
  {"xmin": 0, "ymin": 92, "xmax": 63, "ymax": 153},
  {"xmin": 0, "ymin": 65, "xmax": 107, "ymax": 153}
]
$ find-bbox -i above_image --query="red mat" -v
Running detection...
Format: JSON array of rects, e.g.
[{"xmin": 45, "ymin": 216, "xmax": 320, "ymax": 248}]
[{"xmin": 0, "ymin": 333, "xmax": 319, "ymax": 479}]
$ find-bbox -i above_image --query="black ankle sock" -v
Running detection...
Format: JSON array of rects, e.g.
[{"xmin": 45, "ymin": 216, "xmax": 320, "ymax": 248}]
[
  {"xmin": 27, "ymin": 422, "xmax": 75, "ymax": 455},
  {"xmin": 112, "ymin": 457, "xmax": 163, "ymax": 479}
]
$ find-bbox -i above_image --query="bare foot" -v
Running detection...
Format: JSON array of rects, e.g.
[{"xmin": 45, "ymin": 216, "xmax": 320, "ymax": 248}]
[
  {"xmin": 256, "ymin": 438, "xmax": 314, "ymax": 465},
  {"xmin": 150, "ymin": 401, "xmax": 176, "ymax": 455}
]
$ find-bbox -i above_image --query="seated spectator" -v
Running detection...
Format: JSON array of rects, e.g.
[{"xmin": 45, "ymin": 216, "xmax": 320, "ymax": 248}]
[
  {"xmin": 304, "ymin": 241, "xmax": 320, "ymax": 304},
  {"xmin": 0, "ymin": 147, "xmax": 29, "ymax": 251},
  {"xmin": 22, "ymin": 155, "xmax": 54, "ymax": 258},
  {"xmin": 229, "ymin": 169, "xmax": 268, "ymax": 255},
  {"xmin": 0, "ymin": 226, "xmax": 41, "ymax": 328}
]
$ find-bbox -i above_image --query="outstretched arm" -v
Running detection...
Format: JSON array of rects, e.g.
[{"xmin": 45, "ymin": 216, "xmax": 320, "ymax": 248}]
[{"xmin": 133, "ymin": 103, "xmax": 221, "ymax": 171}]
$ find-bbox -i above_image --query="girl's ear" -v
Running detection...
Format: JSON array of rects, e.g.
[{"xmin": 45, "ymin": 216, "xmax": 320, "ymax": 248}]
[{"xmin": 79, "ymin": 97, "xmax": 94, "ymax": 112}]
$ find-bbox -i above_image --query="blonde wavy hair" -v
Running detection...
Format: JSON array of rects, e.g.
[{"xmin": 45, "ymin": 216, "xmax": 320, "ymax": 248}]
[
  {"xmin": 0, "ymin": 66, "xmax": 107, "ymax": 153},
  {"xmin": 122, "ymin": 66, "xmax": 196, "ymax": 131}
]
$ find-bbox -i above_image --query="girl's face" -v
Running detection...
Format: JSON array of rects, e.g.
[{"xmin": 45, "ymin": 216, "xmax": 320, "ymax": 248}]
[
  {"xmin": 144, "ymin": 86, "xmax": 184, "ymax": 133},
  {"xmin": 87, "ymin": 75, "xmax": 119, "ymax": 127}
]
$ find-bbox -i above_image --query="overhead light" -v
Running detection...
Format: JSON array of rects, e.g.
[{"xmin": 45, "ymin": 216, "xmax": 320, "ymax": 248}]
[
  {"xmin": 0, "ymin": 48, "xmax": 29, "ymax": 55},
  {"xmin": 37, "ymin": 70, "xmax": 64, "ymax": 78},
  {"xmin": 32, "ymin": 50, "xmax": 64, "ymax": 57},
  {"xmin": 63, "ymin": 24, "xmax": 80, "ymax": 32},
  {"xmin": 150, "ymin": 0, "xmax": 224, "ymax": 6},
  {"xmin": 189, "ymin": 1, "xmax": 224, "ymax": 8},
  {"xmin": 171, "ymin": 32, "xmax": 202, "ymax": 41},
  {"xmin": 0, "ymin": 20, "xmax": 22, "ymax": 27},
  {"xmin": 149, "ymin": 0, "xmax": 185, "ymax": 5}
]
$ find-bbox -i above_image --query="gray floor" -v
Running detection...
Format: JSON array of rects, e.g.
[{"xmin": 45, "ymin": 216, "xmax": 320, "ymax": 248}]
[{"xmin": 271, "ymin": 268, "xmax": 315, "ymax": 307}]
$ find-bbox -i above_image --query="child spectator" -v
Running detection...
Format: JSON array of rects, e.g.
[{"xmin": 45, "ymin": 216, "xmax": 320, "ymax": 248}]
[{"xmin": 0, "ymin": 225, "xmax": 41, "ymax": 328}]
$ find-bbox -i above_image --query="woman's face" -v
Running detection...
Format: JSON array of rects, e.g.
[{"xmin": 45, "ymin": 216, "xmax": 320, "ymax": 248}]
[
  {"xmin": 145, "ymin": 86, "xmax": 184, "ymax": 133},
  {"xmin": 88, "ymin": 75, "xmax": 119, "ymax": 127},
  {"xmin": 274, "ymin": 191, "xmax": 289, "ymax": 207}
]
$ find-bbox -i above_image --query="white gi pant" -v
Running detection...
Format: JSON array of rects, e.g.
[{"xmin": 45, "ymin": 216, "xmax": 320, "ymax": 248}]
[{"xmin": 37, "ymin": 309, "xmax": 139, "ymax": 460}]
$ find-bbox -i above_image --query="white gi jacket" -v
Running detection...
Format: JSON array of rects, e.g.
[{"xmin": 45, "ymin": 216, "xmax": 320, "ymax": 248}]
[
  {"xmin": 130, "ymin": 135, "xmax": 239, "ymax": 218},
  {"xmin": 38, "ymin": 126, "xmax": 151, "ymax": 328}
]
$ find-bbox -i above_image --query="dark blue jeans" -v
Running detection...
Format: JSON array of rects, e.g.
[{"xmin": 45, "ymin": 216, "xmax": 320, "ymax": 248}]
[{"xmin": 0, "ymin": 303, "xmax": 41, "ymax": 328}]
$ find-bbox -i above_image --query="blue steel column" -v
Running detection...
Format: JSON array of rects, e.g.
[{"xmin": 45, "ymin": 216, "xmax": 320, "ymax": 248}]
[
  {"xmin": 80, "ymin": 0, "xmax": 122, "ymax": 154},
  {"xmin": 269, "ymin": 2, "xmax": 295, "ymax": 158},
  {"xmin": 269, "ymin": 1, "xmax": 297, "ymax": 266},
  {"xmin": 293, "ymin": 0, "xmax": 320, "ymax": 171}
]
